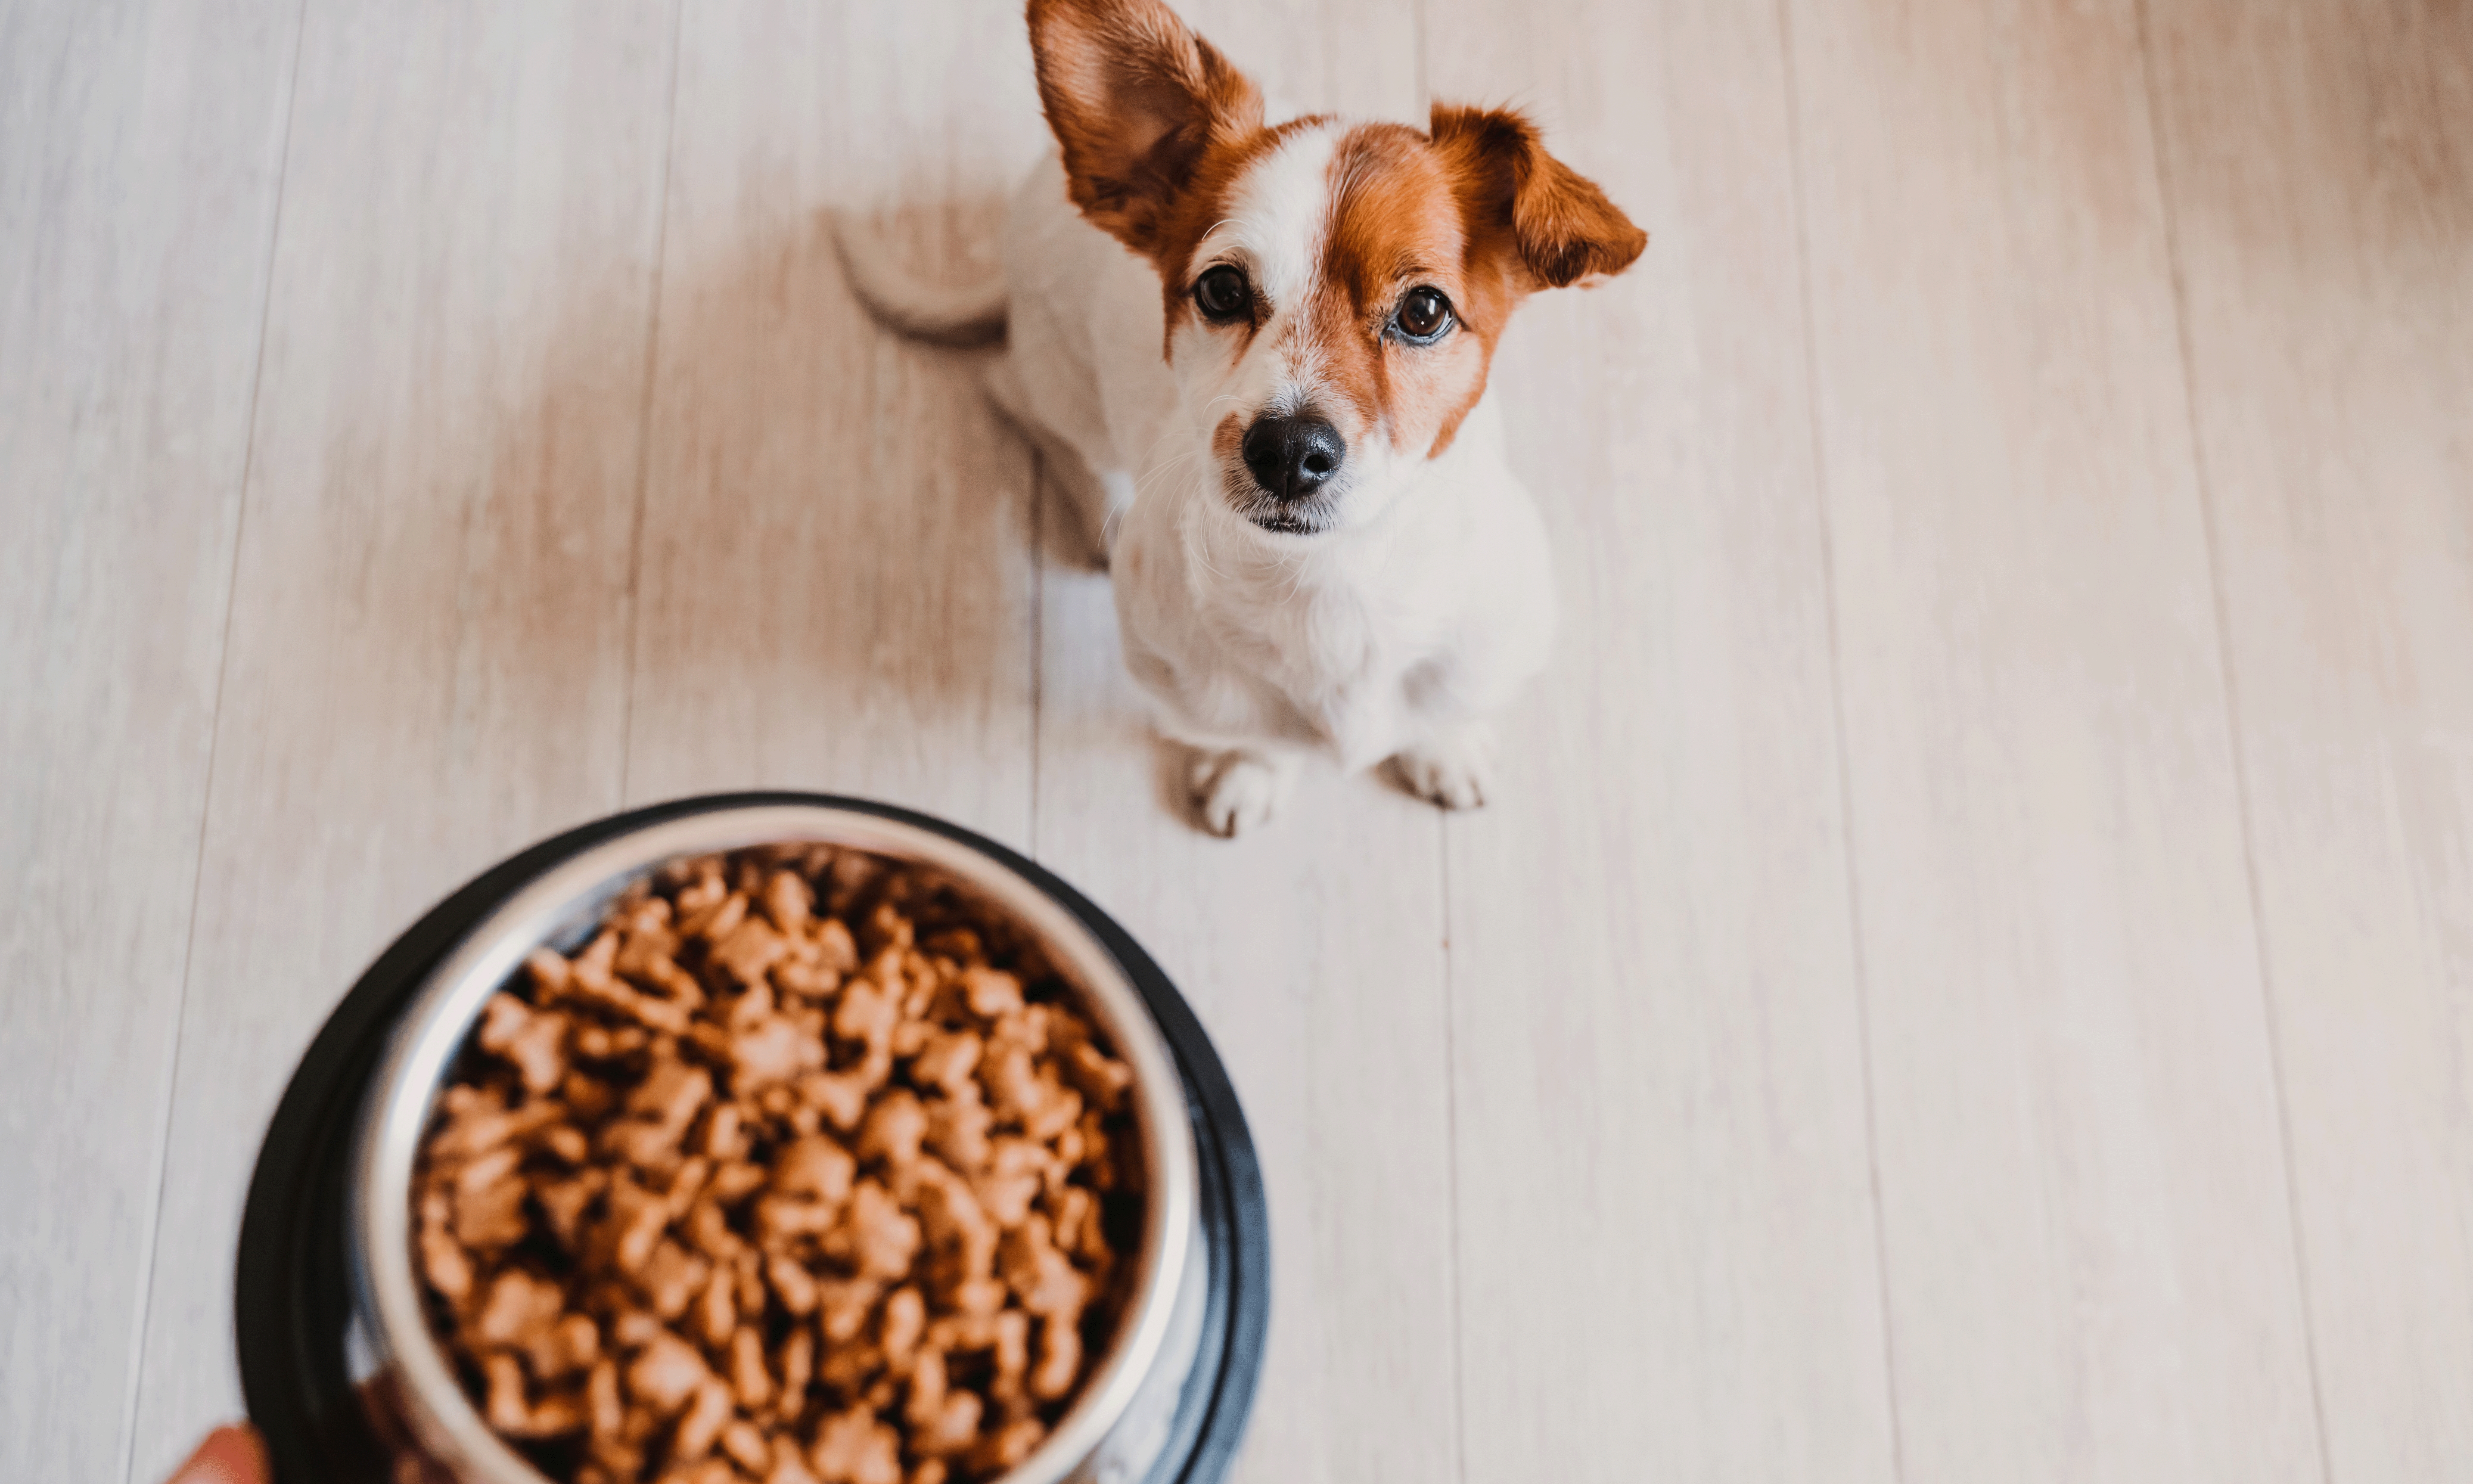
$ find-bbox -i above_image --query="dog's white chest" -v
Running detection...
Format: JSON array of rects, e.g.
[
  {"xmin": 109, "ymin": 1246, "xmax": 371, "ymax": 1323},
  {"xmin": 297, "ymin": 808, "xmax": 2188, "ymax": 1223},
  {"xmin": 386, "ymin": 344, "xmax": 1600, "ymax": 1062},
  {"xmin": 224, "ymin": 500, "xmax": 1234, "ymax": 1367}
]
[{"xmin": 1112, "ymin": 481, "xmax": 1532, "ymax": 772}]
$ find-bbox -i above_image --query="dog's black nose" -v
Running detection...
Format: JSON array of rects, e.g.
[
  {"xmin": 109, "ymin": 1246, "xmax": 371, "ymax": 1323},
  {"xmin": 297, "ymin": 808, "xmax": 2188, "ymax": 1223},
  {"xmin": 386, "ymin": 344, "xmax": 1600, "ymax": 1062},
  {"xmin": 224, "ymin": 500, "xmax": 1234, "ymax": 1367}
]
[{"xmin": 1240, "ymin": 416, "xmax": 1345, "ymax": 501}]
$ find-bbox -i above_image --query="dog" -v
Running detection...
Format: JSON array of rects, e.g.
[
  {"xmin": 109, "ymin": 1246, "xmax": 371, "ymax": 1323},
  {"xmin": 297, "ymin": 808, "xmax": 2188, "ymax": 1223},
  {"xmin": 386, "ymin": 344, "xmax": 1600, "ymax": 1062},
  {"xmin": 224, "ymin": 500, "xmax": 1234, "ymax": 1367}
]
[{"xmin": 837, "ymin": 0, "xmax": 1645, "ymax": 835}]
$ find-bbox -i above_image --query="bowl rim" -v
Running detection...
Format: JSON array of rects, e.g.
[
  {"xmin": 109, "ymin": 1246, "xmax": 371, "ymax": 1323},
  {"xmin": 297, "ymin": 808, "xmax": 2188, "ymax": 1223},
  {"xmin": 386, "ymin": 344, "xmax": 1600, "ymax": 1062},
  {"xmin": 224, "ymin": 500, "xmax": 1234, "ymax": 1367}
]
[{"xmin": 350, "ymin": 801, "xmax": 1201, "ymax": 1484}]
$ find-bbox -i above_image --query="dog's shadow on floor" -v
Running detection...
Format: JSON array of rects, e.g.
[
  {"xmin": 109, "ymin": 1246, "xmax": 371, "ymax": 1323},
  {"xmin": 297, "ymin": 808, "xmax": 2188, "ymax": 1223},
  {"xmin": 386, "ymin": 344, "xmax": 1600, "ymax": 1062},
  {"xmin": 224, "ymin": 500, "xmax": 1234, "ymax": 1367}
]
[
  {"xmin": 466, "ymin": 185, "xmax": 1231, "ymax": 839},
  {"xmin": 603, "ymin": 196, "xmax": 1065, "ymax": 818}
]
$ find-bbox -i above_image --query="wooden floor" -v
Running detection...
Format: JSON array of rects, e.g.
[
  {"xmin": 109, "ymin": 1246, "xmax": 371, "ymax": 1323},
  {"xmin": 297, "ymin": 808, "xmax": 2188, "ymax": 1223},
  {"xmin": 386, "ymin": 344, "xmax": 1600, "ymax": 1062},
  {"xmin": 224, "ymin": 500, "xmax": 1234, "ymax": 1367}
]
[{"xmin": 6, "ymin": 1, "xmax": 2470, "ymax": 1480}]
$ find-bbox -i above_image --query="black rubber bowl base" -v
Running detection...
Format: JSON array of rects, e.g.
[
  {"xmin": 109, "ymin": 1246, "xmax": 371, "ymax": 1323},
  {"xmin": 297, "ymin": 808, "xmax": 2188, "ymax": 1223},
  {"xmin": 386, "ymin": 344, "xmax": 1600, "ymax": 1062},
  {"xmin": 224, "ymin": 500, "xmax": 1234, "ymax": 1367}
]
[{"xmin": 234, "ymin": 792, "xmax": 1269, "ymax": 1484}]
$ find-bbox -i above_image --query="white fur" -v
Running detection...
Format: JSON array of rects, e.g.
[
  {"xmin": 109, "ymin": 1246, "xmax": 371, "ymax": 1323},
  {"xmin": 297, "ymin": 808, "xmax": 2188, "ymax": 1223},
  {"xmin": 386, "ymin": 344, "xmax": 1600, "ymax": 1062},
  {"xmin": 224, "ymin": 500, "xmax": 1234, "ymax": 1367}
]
[
  {"xmin": 1169, "ymin": 126, "xmax": 1433, "ymax": 540},
  {"xmin": 1201, "ymin": 127, "xmax": 1334, "ymax": 310},
  {"xmin": 841, "ymin": 135, "xmax": 1557, "ymax": 834}
]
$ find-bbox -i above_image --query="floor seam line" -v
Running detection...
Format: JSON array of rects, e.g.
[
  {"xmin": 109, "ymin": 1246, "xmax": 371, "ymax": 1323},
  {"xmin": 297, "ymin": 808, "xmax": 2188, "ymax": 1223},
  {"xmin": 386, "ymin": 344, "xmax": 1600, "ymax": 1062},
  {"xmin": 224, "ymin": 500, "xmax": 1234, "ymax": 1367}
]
[
  {"xmin": 2131, "ymin": 6, "xmax": 2337, "ymax": 1479},
  {"xmin": 1438, "ymin": 813, "xmax": 1471, "ymax": 1484},
  {"xmin": 1028, "ymin": 447, "xmax": 1046, "ymax": 861},
  {"xmin": 616, "ymin": 0, "xmax": 688, "ymax": 810},
  {"xmin": 1772, "ymin": 1, "xmax": 1908, "ymax": 1477},
  {"xmin": 114, "ymin": 3, "xmax": 311, "ymax": 1479}
]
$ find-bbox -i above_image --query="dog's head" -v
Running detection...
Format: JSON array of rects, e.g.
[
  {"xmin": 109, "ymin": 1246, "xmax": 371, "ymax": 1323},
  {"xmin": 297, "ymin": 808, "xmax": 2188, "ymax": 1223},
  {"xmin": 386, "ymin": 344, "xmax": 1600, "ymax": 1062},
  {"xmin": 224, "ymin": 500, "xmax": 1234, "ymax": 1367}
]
[{"xmin": 1028, "ymin": 0, "xmax": 1645, "ymax": 537}]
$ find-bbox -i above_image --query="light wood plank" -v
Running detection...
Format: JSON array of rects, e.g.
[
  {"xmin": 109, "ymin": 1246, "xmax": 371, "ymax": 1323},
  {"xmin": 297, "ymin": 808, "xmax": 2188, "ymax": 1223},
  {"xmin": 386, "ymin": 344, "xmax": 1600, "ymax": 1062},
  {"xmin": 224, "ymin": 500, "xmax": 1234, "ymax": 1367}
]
[
  {"xmin": 1026, "ymin": 3, "xmax": 1456, "ymax": 1481},
  {"xmin": 123, "ymin": 6, "xmax": 679, "ymax": 1475},
  {"xmin": 0, "ymin": 3, "xmax": 298, "ymax": 1480},
  {"xmin": 16, "ymin": 6, "xmax": 2461, "ymax": 1483},
  {"xmin": 1035, "ymin": 607, "xmax": 1457, "ymax": 1484},
  {"xmin": 1422, "ymin": 2, "xmax": 1899, "ymax": 1479},
  {"xmin": 620, "ymin": 0, "xmax": 1044, "ymax": 843},
  {"xmin": 1783, "ymin": 0, "xmax": 2323, "ymax": 1478},
  {"xmin": 1034, "ymin": 624, "xmax": 1459, "ymax": 1484},
  {"xmin": 2143, "ymin": 2, "xmax": 2473, "ymax": 1476}
]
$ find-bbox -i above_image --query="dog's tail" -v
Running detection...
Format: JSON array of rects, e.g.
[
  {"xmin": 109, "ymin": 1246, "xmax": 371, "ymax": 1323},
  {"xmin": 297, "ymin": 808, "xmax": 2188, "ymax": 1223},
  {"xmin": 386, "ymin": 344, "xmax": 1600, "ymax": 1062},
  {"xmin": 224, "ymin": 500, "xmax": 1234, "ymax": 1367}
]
[{"xmin": 830, "ymin": 212, "xmax": 1008, "ymax": 347}]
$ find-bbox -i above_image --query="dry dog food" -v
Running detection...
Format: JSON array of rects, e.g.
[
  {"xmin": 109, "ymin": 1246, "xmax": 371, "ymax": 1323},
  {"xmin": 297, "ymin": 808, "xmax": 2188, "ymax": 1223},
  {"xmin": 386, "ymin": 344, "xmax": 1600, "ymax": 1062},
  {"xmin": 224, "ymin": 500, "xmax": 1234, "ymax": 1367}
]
[{"xmin": 412, "ymin": 845, "xmax": 1141, "ymax": 1484}]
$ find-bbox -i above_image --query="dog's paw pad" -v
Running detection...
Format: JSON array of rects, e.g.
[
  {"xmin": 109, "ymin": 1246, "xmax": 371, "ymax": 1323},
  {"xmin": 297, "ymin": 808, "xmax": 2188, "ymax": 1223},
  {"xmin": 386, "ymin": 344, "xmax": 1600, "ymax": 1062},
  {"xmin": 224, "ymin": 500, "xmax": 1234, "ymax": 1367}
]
[
  {"xmin": 1391, "ymin": 730, "xmax": 1497, "ymax": 811},
  {"xmin": 1190, "ymin": 752, "xmax": 1288, "ymax": 837}
]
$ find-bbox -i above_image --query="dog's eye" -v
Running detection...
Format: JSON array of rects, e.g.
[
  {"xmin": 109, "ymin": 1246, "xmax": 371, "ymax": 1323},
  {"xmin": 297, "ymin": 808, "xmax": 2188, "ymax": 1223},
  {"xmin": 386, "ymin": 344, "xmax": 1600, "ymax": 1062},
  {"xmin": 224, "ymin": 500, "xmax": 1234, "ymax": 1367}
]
[
  {"xmin": 1392, "ymin": 286, "xmax": 1454, "ymax": 343},
  {"xmin": 1194, "ymin": 266, "xmax": 1250, "ymax": 321}
]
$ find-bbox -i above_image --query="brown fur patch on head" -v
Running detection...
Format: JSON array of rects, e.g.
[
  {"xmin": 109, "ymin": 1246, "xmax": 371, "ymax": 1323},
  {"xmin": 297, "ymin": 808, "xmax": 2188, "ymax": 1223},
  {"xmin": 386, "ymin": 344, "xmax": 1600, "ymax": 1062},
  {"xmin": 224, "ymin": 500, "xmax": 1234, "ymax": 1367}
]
[
  {"xmin": 1210, "ymin": 410, "xmax": 1246, "ymax": 464},
  {"xmin": 1429, "ymin": 104, "xmax": 1647, "ymax": 291},
  {"xmin": 1027, "ymin": 2, "xmax": 1648, "ymax": 479},
  {"xmin": 1027, "ymin": 0, "xmax": 1264, "ymax": 255},
  {"xmin": 1302, "ymin": 124, "xmax": 1494, "ymax": 456},
  {"xmin": 1298, "ymin": 114, "xmax": 1643, "ymax": 460},
  {"xmin": 1145, "ymin": 116, "xmax": 1333, "ymax": 357}
]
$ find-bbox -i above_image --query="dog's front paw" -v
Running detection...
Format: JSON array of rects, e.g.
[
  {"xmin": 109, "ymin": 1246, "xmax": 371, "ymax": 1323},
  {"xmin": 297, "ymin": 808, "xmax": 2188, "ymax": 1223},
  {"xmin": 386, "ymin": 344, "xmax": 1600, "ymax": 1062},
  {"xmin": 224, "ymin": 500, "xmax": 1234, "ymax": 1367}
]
[
  {"xmin": 1189, "ymin": 748, "xmax": 1296, "ymax": 837},
  {"xmin": 1389, "ymin": 724, "xmax": 1499, "ymax": 810}
]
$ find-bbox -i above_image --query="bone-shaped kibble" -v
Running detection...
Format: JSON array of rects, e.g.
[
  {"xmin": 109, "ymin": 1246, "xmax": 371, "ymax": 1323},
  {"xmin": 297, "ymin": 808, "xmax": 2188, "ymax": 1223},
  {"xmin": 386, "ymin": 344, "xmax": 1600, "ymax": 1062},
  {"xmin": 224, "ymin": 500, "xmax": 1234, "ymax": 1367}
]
[{"xmin": 412, "ymin": 846, "xmax": 1138, "ymax": 1484}]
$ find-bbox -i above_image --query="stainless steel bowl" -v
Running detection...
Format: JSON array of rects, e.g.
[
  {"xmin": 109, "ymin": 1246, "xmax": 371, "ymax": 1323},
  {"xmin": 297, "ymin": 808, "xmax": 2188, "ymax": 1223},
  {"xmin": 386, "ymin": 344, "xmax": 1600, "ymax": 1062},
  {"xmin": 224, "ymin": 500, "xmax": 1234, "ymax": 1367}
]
[{"xmin": 348, "ymin": 802, "xmax": 1208, "ymax": 1484}]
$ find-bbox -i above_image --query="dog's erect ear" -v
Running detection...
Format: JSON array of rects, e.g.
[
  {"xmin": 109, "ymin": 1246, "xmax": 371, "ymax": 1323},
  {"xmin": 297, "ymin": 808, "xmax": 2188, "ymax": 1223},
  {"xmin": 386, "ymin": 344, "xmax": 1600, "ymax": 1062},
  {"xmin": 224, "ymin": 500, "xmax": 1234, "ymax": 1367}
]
[
  {"xmin": 1027, "ymin": 0, "xmax": 1263, "ymax": 255},
  {"xmin": 1430, "ymin": 105, "xmax": 1646, "ymax": 290}
]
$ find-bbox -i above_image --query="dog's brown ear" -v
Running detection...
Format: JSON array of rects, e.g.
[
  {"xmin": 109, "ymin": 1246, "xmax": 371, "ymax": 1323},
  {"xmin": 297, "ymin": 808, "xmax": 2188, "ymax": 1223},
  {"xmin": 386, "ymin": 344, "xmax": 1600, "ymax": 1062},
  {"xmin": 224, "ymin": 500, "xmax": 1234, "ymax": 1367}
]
[
  {"xmin": 1027, "ymin": 0, "xmax": 1263, "ymax": 255},
  {"xmin": 1430, "ymin": 105, "xmax": 1646, "ymax": 290}
]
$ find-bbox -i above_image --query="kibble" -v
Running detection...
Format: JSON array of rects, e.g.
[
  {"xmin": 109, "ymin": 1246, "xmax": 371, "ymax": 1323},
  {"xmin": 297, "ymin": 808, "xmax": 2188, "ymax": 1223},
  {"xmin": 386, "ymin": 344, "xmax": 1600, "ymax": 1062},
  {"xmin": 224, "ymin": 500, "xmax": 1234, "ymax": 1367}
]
[{"xmin": 412, "ymin": 846, "xmax": 1140, "ymax": 1484}]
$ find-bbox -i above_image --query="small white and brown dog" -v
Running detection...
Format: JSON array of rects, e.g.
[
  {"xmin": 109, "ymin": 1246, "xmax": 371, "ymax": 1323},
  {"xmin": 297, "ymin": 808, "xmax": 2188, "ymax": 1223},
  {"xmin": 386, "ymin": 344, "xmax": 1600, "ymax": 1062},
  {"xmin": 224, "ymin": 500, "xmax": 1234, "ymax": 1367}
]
[{"xmin": 839, "ymin": 0, "xmax": 1645, "ymax": 835}]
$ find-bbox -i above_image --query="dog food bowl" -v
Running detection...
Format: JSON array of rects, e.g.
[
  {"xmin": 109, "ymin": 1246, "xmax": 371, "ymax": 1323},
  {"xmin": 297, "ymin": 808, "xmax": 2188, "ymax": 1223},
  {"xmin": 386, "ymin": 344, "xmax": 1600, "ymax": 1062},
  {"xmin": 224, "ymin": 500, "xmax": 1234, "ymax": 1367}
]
[{"xmin": 236, "ymin": 793, "xmax": 1268, "ymax": 1484}]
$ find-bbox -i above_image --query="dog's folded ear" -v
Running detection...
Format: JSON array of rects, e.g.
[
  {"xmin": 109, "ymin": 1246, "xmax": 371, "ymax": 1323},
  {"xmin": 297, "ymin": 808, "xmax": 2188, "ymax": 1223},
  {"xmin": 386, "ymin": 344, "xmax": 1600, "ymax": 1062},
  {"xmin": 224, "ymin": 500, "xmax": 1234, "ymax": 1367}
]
[
  {"xmin": 1430, "ymin": 105, "xmax": 1647, "ymax": 291},
  {"xmin": 1028, "ymin": 0, "xmax": 1263, "ymax": 256}
]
